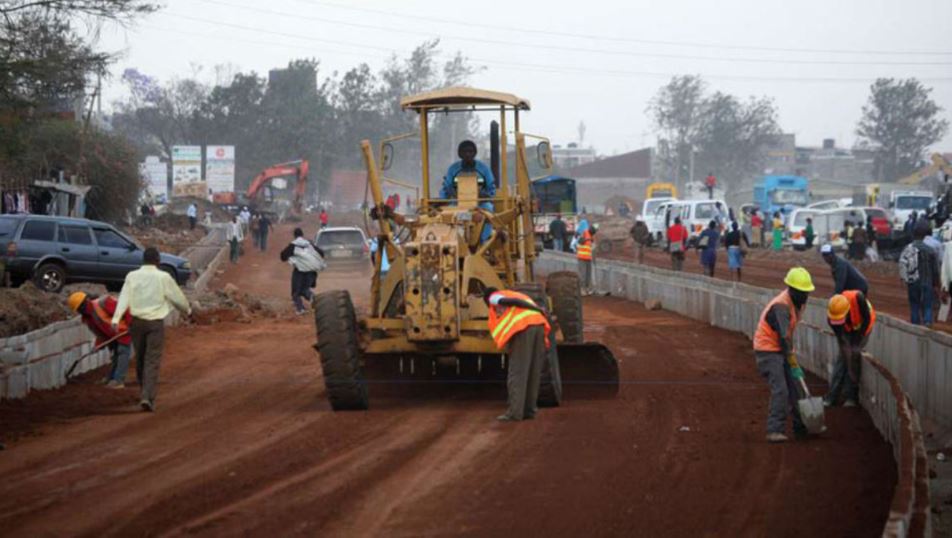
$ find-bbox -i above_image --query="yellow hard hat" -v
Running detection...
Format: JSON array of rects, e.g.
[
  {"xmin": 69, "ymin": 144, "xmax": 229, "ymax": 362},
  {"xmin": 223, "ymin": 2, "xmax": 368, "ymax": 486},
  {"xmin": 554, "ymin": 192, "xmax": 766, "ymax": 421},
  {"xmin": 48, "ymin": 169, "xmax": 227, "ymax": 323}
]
[
  {"xmin": 783, "ymin": 267, "xmax": 815, "ymax": 292},
  {"xmin": 67, "ymin": 291, "xmax": 87, "ymax": 312},
  {"xmin": 828, "ymin": 294, "xmax": 849, "ymax": 324}
]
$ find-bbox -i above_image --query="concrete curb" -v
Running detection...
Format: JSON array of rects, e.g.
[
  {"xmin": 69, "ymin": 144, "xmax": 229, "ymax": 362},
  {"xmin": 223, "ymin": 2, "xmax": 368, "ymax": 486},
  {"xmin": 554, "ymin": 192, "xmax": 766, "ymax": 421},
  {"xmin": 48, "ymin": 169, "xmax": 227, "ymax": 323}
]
[{"xmin": 538, "ymin": 252, "xmax": 933, "ymax": 537}]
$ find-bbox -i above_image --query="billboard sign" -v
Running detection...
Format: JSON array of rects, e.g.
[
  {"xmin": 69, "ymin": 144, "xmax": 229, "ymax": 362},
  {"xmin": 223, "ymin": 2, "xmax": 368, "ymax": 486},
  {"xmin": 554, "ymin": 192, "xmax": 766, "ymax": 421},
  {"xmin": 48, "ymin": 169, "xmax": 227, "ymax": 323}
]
[
  {"xmin": 140, "ymin": 155, "xmax": 168, "ymax": 202},
  {"xmin": 172, "ymin": 145, "xmax": 202, "ymax": 185},
  {"xmin": 205, "ymin": 145, "xmax": 235, "ymax": 194}
]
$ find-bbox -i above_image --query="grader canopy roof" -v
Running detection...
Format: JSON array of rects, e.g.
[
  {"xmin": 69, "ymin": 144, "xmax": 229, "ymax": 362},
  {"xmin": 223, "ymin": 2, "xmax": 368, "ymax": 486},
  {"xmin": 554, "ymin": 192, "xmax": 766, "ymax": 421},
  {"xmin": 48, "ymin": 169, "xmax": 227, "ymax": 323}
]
[{"xmin": 400, "ymin": 86, "xmax": 531, "ymax": 111}]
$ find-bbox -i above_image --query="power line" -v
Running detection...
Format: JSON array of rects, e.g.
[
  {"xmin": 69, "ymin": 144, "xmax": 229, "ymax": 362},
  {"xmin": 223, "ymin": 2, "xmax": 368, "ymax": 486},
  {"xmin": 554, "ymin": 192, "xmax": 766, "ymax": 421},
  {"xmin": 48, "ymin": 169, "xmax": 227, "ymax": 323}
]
[
  {"xmin": 190, "ymin": 0, "xmax": 952, "ymax": 67},
  {"xmin": 292, "ymin": 0, "xmax": 952, "ymax": 57},
  {"xmin": 142, "ymin": 16, "xmax": 952, "ymax": 85}
]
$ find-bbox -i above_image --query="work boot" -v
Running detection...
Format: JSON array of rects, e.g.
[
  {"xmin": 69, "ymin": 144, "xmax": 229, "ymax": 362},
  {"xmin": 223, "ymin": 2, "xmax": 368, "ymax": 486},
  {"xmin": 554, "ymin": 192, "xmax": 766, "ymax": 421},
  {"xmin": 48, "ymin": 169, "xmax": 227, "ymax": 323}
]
[
  {"xmin": 843, "ymin": 400, "xmax": 858, "ymax": 408},
  {"xmin": 105, "ymin": 380, "xmax": 125, "ymax": 389},
  {"xmin": 496, "ymin": 414, "xmax": 518, "ymax": 422},
  {"xmin": 139, "ymin": 400, "xmax": 155, "ymax": 413},
  {"xmin": 766, "ymin": 432, "xmax": 788, "ymax": 443}
]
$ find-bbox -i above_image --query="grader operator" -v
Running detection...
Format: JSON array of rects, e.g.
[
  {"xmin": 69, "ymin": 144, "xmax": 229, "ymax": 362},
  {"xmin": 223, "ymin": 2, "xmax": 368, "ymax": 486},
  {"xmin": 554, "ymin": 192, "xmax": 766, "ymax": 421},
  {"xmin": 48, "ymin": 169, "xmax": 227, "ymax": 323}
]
[{"xmin": 312, "ymin": 87, "xmax": 619, "ymax": 410}]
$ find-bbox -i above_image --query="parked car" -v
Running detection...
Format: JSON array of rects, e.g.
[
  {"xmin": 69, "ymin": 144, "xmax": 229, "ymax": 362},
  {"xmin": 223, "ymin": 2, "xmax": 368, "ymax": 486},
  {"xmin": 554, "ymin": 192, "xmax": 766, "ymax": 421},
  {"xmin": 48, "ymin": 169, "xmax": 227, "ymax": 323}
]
[
  {"xmin": 1, "ymin": 215, "xmax": 191, "ymax": 293},
  {"xmin": 787, "ymin": 208, "xmax": 818, "ymax": 249},
  {"xmin": 314, "ymin": 226, "xmax": 370, "ymax": 268}
]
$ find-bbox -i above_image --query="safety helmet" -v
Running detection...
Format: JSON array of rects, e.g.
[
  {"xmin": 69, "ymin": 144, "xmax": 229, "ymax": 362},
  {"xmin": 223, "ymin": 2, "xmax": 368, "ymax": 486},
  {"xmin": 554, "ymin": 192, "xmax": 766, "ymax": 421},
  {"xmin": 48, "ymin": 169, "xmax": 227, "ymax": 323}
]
[
  {"xmin": 592, "ymin": 223, "xmax": 600, "ymax": 231},
  {"xmin": 67, "ymin": 291, "xmax": 87, "ymax": 312},
  {"xmin": 828, "ymin": 294, "xmax": 849, "ymax": 324},
  {"xmin": 783, "ymin": 267, "xmax": 815, "ymax": 292}
]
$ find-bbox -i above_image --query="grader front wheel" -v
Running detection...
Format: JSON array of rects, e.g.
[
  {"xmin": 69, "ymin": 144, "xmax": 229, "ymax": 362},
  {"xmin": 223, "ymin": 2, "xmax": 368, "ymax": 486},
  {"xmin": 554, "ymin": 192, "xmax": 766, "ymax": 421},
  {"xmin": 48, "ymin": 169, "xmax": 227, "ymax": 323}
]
[{"xmin": 314, "ymin": 290, "xmax": 369, "ymax": 411}]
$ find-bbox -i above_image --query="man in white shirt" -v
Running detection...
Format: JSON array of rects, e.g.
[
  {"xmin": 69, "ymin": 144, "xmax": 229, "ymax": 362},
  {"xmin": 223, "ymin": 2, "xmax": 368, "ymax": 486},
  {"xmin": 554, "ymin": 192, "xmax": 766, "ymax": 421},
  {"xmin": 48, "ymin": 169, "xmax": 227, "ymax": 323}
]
[
  {"xmin": 239, "ymin": 206, "xmax": 251, "ymax": 236},
  {"xmin": 112, "ymin": 247, "xmax": 192, "ymax": 412},
  {"xmin": 227, "ymin": 215, "xmax": 244, "ymax": 263},
  {"xmin": 186, "ymin": 203, "xmax": 198, "ymax": 230}
]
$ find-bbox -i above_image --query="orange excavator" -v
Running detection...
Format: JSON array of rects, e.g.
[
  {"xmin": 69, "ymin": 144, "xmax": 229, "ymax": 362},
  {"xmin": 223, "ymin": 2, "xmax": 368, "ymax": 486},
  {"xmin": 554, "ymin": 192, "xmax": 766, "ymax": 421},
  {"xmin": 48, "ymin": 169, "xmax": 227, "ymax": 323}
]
[{"xmin": 242, "ymin": 159, "xmax": 309, "ymax": 219}]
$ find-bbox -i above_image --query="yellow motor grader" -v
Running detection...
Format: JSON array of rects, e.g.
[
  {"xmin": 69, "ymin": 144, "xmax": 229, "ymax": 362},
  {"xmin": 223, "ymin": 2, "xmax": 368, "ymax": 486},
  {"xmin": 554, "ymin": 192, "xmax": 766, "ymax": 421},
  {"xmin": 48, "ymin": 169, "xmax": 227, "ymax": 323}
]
[{"xmin": 313, "ymin": 87, "xmax": 619, "ymax": 410}]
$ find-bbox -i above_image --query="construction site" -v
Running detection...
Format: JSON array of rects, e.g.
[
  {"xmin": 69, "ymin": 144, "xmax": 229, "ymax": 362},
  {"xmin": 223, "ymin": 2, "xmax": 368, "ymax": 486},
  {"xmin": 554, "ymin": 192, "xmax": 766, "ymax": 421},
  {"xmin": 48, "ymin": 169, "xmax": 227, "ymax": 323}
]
[{"xmin": 2, "ymin": 1, "xmax": 952, "ymax": 536}]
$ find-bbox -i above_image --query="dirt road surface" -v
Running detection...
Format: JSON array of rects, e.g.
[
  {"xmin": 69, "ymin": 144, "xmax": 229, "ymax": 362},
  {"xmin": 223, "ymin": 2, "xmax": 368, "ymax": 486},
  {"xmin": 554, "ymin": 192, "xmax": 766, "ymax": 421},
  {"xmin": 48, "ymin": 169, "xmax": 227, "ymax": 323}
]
[{"xmin": 0, "ymin": 221, "xmax": 896, "ymax": 537}]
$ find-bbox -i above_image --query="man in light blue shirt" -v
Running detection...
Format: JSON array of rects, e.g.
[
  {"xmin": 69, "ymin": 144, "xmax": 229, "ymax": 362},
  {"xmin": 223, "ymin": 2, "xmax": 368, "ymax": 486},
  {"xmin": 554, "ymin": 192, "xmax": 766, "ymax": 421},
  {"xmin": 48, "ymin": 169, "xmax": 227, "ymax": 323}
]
[{"xmin": 441, "ymin": 140, "xmax": 496, "ymax": 242}]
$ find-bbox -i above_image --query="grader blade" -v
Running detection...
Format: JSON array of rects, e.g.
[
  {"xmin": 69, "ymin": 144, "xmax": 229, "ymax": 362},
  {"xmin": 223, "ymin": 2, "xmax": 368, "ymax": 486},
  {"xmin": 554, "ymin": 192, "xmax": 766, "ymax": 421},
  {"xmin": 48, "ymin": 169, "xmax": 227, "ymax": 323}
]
[{"xmin": 556, "ymin": 342, "xmax": 619, "ymax": 398}]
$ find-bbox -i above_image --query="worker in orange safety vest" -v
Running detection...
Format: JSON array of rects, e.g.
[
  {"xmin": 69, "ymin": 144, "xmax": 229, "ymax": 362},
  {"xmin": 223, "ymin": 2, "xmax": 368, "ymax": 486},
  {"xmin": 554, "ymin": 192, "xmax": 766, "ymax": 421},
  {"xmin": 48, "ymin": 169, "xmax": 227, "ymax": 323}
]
[
  {"xmin": 576, "ymin": 223, "xmax": 599, "ymax": 295},
  {"xmin": 68, "ymin": 291, "xmax": 132, "ymax": 388},
  {"xmin": 824, "ymin": 291, "xmax": 876, "ymax": 408},
  {"xmin": 753, "ymin": 267, "xmax": 815, "ymax": 443},
  {"xmin": 484, "ymin": 287, "xmax": 552, "ymax": 422}
]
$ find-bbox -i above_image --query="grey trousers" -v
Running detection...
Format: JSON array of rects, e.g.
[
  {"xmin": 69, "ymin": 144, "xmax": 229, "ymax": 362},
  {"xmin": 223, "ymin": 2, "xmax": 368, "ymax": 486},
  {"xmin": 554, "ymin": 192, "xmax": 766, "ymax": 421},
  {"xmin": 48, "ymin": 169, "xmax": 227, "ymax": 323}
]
[
  {"xmin": 826, "ymin": 336, "xmax": 866, "ymax": 405},
  {"xmin": 505, "ymin": 325, "xmax": 546, "ymax": 420},
  {"xmin": 131, "ymin": 318, "xmax": 166, "ymax": 405},
  {"xmin": 578, "ymin": 259, "xmax": 593, "ymax": 290},
  {"xmin": 755, "ymin": 351, "xmax": 806, "ymax": 435}
]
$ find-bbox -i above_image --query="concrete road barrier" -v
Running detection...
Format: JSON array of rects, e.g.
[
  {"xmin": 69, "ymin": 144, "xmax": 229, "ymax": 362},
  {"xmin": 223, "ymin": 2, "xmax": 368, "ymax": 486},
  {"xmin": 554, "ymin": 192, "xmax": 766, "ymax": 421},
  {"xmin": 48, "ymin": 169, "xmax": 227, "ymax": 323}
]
[{"xmin": 539, "ymin": 252, "xmax": 933, "ymax": 537}]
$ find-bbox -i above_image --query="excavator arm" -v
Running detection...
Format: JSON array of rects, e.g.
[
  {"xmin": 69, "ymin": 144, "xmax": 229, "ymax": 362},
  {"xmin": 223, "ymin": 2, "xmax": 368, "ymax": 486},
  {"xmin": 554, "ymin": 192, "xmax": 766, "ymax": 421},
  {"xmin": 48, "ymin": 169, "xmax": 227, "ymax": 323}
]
[{"xmin": 245, "ymin": 160, "xmax": 309, "ymax": 215}]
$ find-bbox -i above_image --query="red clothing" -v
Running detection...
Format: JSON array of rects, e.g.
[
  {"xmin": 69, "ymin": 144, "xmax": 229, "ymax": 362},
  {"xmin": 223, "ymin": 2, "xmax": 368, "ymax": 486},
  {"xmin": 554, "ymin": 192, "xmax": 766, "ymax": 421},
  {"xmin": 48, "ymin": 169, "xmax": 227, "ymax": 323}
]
[
  {"xmin": 320, "ymin": 212, "xmax": 329, "ymax": 225},
  {"xmin": 705, "ymin": 174, "xmax": 717, "ymax": 188},
  {"xmin": 751, "ymin": 214, "xmax": 763, "ymax": 227},
  {"xmin": 81, "ymin": 296, "xmax": 131, "ymax": 345},
  {"xmin": 667, "ymin": 223, "xmax": 688, "ymax": 245}
]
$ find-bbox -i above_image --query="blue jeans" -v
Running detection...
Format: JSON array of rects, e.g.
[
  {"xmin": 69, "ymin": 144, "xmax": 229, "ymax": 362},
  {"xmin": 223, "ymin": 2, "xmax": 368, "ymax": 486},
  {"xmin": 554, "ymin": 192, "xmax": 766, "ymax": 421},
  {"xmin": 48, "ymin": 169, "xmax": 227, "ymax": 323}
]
[
  {"xmin": 908, "ymin": 281, "xmax": 934, "ymax": 325},
  {"xmin": 108, "ymin": 343, "xmax": 132, "ymax": 383}
]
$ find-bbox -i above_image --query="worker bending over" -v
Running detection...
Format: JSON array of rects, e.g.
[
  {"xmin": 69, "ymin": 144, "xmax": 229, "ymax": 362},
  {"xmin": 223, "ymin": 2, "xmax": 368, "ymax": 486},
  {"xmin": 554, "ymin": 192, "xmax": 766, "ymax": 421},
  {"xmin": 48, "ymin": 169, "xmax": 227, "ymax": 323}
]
[
  {"xmin": 753, "ymin": 267, "xmax": 815, "ymax": 443},
  {"xmin": 68, "ymin": 291, "xmax": 132, "ymax": 388},
  {"xmin": 484, "ymin": 287, "xmax": 551, "ymax": 422},
  {"xmin": 824, "ymin": 291, "xmax": 875, "ymax": 408},
  {"xmin": 577, "ymin": 223, "xmax": 598, "ymax": 295}
]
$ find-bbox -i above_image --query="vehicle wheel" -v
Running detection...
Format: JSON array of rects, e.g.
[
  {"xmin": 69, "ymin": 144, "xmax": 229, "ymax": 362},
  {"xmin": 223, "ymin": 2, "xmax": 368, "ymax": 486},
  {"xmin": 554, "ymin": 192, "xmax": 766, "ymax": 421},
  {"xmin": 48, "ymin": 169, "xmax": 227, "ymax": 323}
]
[
  {"xmin": 545, "ymin": 271, "xmax": 583, "ymax": 344},
  {"xmin": 33, "ymin": 263, "xmax": 66, "ymax": 293},
  {"xmin": 513, "ymin": 282, "xmax": 562, "ymax": 407},
  {"xmin": 313, "ymin": 290, "xmax": 369, "ymax": 410}
]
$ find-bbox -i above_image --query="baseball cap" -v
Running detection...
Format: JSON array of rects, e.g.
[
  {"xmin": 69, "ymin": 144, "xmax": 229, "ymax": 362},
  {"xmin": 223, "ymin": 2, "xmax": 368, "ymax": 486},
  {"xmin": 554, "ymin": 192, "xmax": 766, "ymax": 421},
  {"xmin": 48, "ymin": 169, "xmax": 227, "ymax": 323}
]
[{"xmin": 820, "ymin": 244, "xmax": 833, "ymax": 254}]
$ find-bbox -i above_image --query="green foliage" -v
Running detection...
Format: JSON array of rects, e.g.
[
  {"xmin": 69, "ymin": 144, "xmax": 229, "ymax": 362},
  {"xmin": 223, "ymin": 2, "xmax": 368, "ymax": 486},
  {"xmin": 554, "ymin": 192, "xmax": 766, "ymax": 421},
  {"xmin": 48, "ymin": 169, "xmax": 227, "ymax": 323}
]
[{"xmin": 856, "ymin": 78, "xmax": 949, "ymax": 181}]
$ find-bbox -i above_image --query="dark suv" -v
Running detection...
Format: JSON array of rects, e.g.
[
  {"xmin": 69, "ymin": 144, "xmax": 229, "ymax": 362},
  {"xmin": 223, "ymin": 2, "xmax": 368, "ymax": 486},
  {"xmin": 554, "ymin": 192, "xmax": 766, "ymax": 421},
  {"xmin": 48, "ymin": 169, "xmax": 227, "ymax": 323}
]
[{"xmin": 0, "ymin": 215, "xmax": 191, "ymax": 292}]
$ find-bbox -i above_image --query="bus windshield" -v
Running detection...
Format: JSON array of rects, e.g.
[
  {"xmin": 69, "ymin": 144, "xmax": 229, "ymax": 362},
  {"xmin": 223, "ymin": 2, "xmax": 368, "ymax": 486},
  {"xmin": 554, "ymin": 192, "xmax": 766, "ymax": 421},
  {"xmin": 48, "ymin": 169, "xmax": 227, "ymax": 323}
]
[
  {"xmin": 895, "ymin": 196, "xmax": 932, "ymax": 210},
  {"xmin": 771, "ymin": 189, "xmax": 809, "ymax": 206},
  {"xmin": 531, "ymin": 178, "xmax": 577, "ymax": 214}
]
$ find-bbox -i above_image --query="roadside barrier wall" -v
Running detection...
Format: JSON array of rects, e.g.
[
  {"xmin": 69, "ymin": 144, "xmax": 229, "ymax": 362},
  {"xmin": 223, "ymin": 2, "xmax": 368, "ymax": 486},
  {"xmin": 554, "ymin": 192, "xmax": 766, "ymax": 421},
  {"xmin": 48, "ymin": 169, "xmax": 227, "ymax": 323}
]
[
  {"xmin": 538, "ymin": 252, "xmax": 933, "ymax": 537},
  {"xmin": 0, "ymin": 318, "xmax": 109, "ymax": 400}
]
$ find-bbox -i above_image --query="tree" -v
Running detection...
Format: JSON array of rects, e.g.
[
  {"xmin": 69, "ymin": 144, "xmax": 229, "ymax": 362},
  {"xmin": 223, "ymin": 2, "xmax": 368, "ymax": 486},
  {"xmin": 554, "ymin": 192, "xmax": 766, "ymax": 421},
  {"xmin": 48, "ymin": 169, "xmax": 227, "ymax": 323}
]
[
  {"xmin": 856, "ymin": 78, "xmax": 949, "ymax": 181},
  {"xmin": 647, "ymin": 75, "xmax": 706, "ymax": 186},
  {"xmin": 695, "ymin": 93, "xmax": 780, "ymax": 182}
]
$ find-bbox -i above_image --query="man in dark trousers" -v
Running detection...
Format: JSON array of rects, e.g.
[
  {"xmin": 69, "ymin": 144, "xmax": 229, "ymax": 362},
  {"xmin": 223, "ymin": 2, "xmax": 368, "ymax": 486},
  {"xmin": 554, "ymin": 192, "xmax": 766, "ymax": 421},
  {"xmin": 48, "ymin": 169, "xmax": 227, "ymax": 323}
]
[
  {"xmin": 548, "ymin": 214, "xmax": 567, "ymax": 251},
  {"xmin": 484, "ymin": 287, "xmax": 551, "ymax": 422},
  {"xmin": 825, "ymin": 291, "xmax": 876, "ymax": 408},
  {"xmin": 820, "ymin": 244, "xmax": 868, "ymax": 294},
  {"xmin": 112, "ymin": 247, "xmax": 192, "ymax": 412},
  {"xmin": 258, "ymin": 213, "xmax": 274, "ymax": 252}
]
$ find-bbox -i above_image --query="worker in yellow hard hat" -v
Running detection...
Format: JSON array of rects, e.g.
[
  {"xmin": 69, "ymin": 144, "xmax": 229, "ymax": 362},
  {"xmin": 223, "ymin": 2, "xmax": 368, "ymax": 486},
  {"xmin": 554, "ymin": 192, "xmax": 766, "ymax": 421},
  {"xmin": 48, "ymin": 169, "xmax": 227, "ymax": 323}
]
[
  {"xmin": 67, "ymin": 291, "xmax": 132, "ymax": 388},
  {"xmin": 824, "ymin": 292, "xmax": 876, "ymax": 408},
  {"xmin": 752, "ymin": 267, "xmax": 815, "ymax": 443}
]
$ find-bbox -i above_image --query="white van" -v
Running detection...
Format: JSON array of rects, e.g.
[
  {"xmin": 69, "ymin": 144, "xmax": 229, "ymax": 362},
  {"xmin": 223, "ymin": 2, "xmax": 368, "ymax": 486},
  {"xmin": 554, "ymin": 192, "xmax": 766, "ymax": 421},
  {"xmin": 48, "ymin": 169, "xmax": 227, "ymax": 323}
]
[
  {"xmin": 645, "ymin": 200, "xmax": 680, "ymax": 242},
  {"xmin": 787, "ymin": 208, "xmax": 818, "ymax": 248},
  {"xmin": 669, "ymin": 199, "xmax": 730, "ymax": 240}
]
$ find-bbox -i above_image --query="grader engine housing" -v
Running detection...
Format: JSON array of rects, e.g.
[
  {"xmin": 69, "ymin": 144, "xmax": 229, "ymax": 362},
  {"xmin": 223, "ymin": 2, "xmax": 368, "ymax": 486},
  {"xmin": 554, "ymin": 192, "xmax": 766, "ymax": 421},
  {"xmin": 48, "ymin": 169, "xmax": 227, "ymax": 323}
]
[{"xmin": 404, "ymin": 224, "xmax": 459, "ymax": 341}]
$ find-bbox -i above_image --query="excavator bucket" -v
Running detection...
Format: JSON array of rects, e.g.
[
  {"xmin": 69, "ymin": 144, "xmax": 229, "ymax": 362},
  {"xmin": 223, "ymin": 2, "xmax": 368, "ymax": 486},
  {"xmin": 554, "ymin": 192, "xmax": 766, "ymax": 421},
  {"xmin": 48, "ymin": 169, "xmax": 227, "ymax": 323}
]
[{"xmin": 556, "ymin": 342, "xmax": 620, "ymax": 399}]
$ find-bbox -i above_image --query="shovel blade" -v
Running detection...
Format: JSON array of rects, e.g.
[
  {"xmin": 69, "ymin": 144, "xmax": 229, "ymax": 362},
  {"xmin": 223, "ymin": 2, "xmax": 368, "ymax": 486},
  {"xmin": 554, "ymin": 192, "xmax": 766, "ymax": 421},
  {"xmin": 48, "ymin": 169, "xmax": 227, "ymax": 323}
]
[
  {"xmin": 556, "ymin": 342, "xmax": 620, "ymax": 399},
  {"xmin": 798, "ymin": 396, "xmax": 826, "ymax": 434}
]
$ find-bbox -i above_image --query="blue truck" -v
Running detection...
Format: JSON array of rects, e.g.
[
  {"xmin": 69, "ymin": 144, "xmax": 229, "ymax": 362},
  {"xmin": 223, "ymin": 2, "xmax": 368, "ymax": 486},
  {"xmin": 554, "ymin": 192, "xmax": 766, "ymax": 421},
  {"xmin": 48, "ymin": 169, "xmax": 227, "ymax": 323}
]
[{"xmin": 753, "ymin": 175, "xmax": 810, "ymax": 216}]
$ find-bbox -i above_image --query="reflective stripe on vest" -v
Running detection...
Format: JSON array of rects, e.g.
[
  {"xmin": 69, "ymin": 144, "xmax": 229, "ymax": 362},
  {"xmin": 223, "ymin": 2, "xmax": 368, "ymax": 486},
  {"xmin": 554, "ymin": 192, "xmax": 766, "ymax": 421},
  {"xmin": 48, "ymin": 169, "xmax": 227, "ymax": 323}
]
[
  {"xmin": 577, "ymin": 230, "xmax": 593, "ymax": 261},
  {"xmin": 487, "ymin": 290, "xmax": 551, "ymax": 350},
  {"xmin": 753, "ymin": 290, "xmax": 799, "ymax": 352},
  {"xmin": 842, "ymin": 290, "xmax": 876, "ymax": 336}
]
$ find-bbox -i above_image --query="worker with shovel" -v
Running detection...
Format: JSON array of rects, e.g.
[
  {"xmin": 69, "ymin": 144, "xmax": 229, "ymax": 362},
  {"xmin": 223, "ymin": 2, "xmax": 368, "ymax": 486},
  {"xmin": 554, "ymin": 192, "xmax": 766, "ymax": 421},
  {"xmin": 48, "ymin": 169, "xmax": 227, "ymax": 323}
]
[
  {"xmin": 753, "ymin": 267, "xmax": 815, "ymax": 443},
  {"xmin": 68, "ymin": 292, "xmax": 131, "ymax": 388},
  {"xmin": 824, "ymin": 292, "xmax": 876, "ymax": 408}
]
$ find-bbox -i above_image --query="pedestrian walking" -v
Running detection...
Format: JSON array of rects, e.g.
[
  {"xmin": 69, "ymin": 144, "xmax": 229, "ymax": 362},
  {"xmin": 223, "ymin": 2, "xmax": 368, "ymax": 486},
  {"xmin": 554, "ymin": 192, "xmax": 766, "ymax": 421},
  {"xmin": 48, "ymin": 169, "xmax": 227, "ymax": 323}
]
[
  {"xmin": 68, "ymin": 292, "xmax": 132, "ymax": 388},
  {"xmin": 249, "ymin": 213, "xmax": 261, "ymax": 250},
  {"xmin": 484, "ymin": 287, "xmax": 551, "ymax": 422},
  {"xmin": 804, "ymin": 217, "xmax": 816, "ymax": 249},
  {"xmin": 576, "ymin": 223, "xmax": 598, "ymax": 295},
  {"xmin": 751, "ymin": 211, "xmax": 764, "ymax": 247},
  {"xmin": 319, "ymin": 208, "xmax": 329, "ymax": 229},
  {"xmin": 820, "ymin": 244, "xmax": 868, "ymax": 294},
  {"xmin": 239, "ymin": 206, "xmax": 251, "ymax": 236},
  {"xmin": 280, "ymin": 228, "xmax": 326, "ymax": 315},
  {"xmin": 697, "ymin": 220, "xmax": 720, "ymax": 277},
  {"xmin": 824, "ymin": 291, "xmax": 875, "ymax": 408},
  {"xmin": 630, "ymin": 216, "xmax": 650, "ymax": 264},
  {"xmin": 227, "ymin": 216, "xmax": 243, "ymax": 263},
  {"xmin": 667, "ymin": 216, "xmax": 688, "ymax": 271},
  {"xmin": 724, "ymin": 221, "xmax": 750, "ymax": 282},
  {"xmin": 258, "ymin": 213, "xmax": 274, "ymax": 252},
  {"xmin": 186, "ymin": 203, "xmax": 197, "ymax": 230},
  {"xmin": 549, "ymin": 214, "xmax": 567, "ymax": 252},
  {"xmin": 899, "ymin": 220, "xmax": 941, "ymax": 325},
  {"xmin": 849, "ymin": 224, "xmax": 867, "ymax": 261},
  {"xmin": 112, "ymin": 247, "xmax": 192, "ymax": 412},
  {"xmin": 753, "ymin": 267, "xmax": 815, "ymax": 443},
  {"xmin": 771, "ymin": 211, "xmax": 784, "ymax": 251}
]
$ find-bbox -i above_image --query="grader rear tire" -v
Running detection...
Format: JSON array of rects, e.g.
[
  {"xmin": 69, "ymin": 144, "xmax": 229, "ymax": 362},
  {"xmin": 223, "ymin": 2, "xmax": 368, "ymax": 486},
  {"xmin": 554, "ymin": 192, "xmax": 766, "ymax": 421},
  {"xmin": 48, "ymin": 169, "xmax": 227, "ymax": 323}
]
[
  {"xmin": 314, "ymin": 290, "xmax": 369, "ymax": 411},
  {"xmin": 545, "ymin": 271, "xmax": 584, "ymax": 344},
  {"xmin": 513, "ymin": 283, "xmax": 563, "ymax": 407}
]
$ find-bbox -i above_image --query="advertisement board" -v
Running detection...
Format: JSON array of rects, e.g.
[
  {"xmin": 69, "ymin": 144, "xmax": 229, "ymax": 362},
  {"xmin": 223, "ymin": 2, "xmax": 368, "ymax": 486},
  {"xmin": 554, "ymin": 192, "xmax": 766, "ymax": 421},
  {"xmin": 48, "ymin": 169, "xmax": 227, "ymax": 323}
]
[
  {"xmin": 171, "ymin": 145, "xmax": 202, "ymax": 187},
  {"xmin": 205, "ymin": 145, "xmax": 235, "ymax": 194},
  {"xmin": 140, "ymin": 155, "xmax": 169, "ymax": 202}
]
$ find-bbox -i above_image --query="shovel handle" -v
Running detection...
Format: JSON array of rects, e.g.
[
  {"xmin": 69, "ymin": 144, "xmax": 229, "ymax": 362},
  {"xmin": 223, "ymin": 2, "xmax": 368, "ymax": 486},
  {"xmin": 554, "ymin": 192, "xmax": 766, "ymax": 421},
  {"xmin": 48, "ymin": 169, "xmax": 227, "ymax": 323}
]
[
  {"xmin": 798, "ymin": 377, "xmax": 811, "ymax": 398},
  {"xmin": 65, "ymin": 331, "xmax": 129, "ymax": 379}
]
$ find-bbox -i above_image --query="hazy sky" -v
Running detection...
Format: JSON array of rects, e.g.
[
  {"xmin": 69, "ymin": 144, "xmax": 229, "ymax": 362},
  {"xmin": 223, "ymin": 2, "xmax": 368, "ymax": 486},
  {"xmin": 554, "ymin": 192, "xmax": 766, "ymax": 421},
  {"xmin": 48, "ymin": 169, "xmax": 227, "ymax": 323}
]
[{"xmin": 97, "ymin": 0, "xmax": 952, "ymax": 156}]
